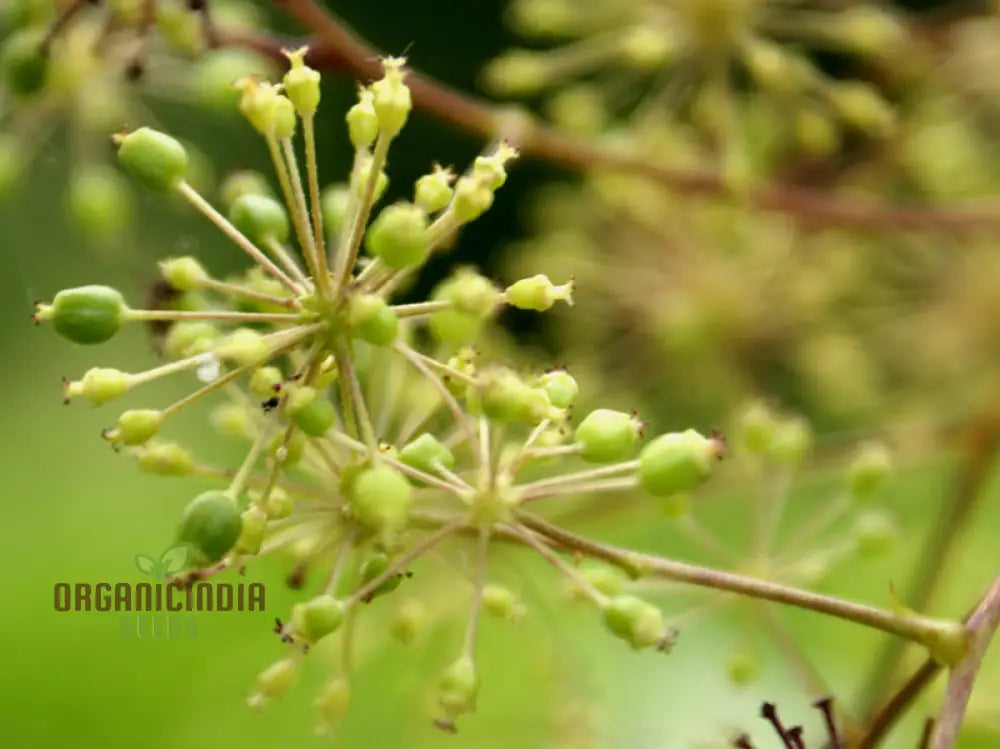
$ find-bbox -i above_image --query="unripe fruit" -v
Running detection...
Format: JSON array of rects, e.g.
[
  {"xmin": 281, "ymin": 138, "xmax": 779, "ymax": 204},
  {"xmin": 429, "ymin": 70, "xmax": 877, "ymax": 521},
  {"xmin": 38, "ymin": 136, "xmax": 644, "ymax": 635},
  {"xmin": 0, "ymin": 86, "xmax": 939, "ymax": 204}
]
[
  {"xmin": 770, "ymin": 416, "xmax": 812, "ymax": 466},
  {"xmin": 602, "ymin": 595, "xmax": 666, "ymax": 650},
  {"xmin": 437, "ymin": 656, "xmax": 478, "ymax": 719},
  {"xmin": 220, "ymin": 170, "xmax": 272, "ymax": 209},
  {"xmin": 575, "ymin": 409, "xmax": 640, "ymax": 463},
  {"xmin": 253, "ymin": 657, "xmax": 296, "ymax": 700},
  {"xmin": 481, "ymin": 51, "xmax": 548, "ymax": 96},
  {"xmin": 249, "ymin": 366, "xmax": 283, "ymax": 398},
  {"xmin": 44, "ymin": 285, "xmax": 127, "ymax": 345},
  {"xmin": 160, "ymin": 256, "xmax": 208, "ymax": 292},
  {"xmin": 115, "ymin": 128, "xmax": 188, "ymax": 192},
  {"xmin": 483, "ymin": 584, "xmax": 526, "ymax": 621},
  {"xmin": 289, "ymin": 390, "xmax": 336, "ymax": 437},
  {"xmin": 853, "ymin": 509, "xmax": 898, "ymax": 557},
  {"xmin": 439, "ymin": 270, "xmax": 501, "ymax": 318},
  {"xmin": 371, "ymin": 57, "xmax": 412, "ymax": 136},
  {"xmin": 264, "ymin": 487, "xmax": 293, "ymax": 519},
  {"xmin": 452, "ymin": 176, "xmax": 493, "ymax": 222},
  {"xmin": 365, "ymin": 202, "xmax": 429, "ymax": 269},
  {"xmin": 106, "ymin": 409, "xmax": 163, "ymax": 446},
  {"xmin": 195, "ymin": 50, "xmax": 272, "ymax": 111},
  {"xmin": 415, "ymin": 168, "xmax": 454, "ymax": 212},
  {"xmin": 229, "ymin": 194, "xmax": 290, "ymax": 245},
  {"xmin": 429, "ymin": 307, "xmax": 483, "ymax": 344},
  {"xmin": 235, "ymin": 505, "xmax": 269, "ymax": 555},
  {"xmin": 505, "ymin": 274, "xmax": 574, "ymax": 311},
  {"xmin": 66, "ymin": 367, "xmax": 131, "ymax": 404},
  {"xmin": 390, "ymin": 598, "xmax": 425, "ymax": 645},
  {"xmin": 359, "ymin": 553, "xmax": 403, "ymax": 600},
  {"xmin": 216, "ymin": 328, "xmax": 268, "ymax": 366},
  {"xmin": 477, "ymin": 368, "xmax": 551, "ymax": 425},
  {"xmin": 314, "ymin": 677, "xmax": 351, "ymax": 732},
  {"xmin": 211, "ymin": 402, "xmax": 253, "ymax": 439},
  {"xmin": 282, "ymin": 47, "xmax": 321, "ymax": 116},
  {"xmin": 164, "ymin": 321, "xmax": 219, "ymax": 358},
  {"xmin": 1, "ymin": 29, "xmax": 47, "ymax": 97},
  {"xmin": 348, "ymin": 294, "xmax": 399, "ymax": 346},
  {"xmin": 176, "ymin": 490, "xmax": 242, "ymax": 566},
  {"xmin": 68, "ymin": 165, "xmax": 132, "ymax": 241},
  {"xmin": 847, "ymin": 442, "xmax": 892, "ymax": 501},
  {"xmin": 292, "ymin": 594, "xmax": 346, "ymax": 643},
  {"xmin": 346, "ymin": 88, "xmax": 378, "ymax": 148},
  {"xmin": 321, "ymin": 183, "xmax": 350, "ymax": 234},
  {"xmin": 135, "ymin": 441, "xmax": 195, "ymax": 476},
  {"xmin": 537, "ymin": 369, "xmax": 578, "ymax": 409},
  {"xmin": 400, "ymin": 433, "xmax": 455, "ymax": 474},
  {"xmin": 737, "ymin": 401, "xmax": 775, "ymax": 455},
  {"xmin": 638, "ymin": 429, "xmax": 722, "ymax": 496},
  {"xmin": 351, "ymin": 466, "xmax": 412, "ymax": 534}
]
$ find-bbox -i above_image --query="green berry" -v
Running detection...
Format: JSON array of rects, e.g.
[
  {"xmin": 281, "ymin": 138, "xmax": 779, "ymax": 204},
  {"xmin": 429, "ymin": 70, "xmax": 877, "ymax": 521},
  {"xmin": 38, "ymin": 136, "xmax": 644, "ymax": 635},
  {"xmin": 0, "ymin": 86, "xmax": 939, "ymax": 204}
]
[
  {"xmin": 115, "ymin": 127, "xmax": 188, "ymax": 192},
  {"xmin": 452, "ymin": 176, "xmax": 493, "ymax": 222},
  {"xmin": 437, "ymin": 656, "xmax": 478, "ymax": 721},
  {"xmin": 229, "ymin": 194, "xmax": 290, "ymax": 245},
  {"xmin": 253, "ymin": 657, "xmax": 296, "ymax": 700},
  {"xmin": 349, "ymin": 294, "xmax": 399, "ymax": 346},
  {"xmin": 321, "ymin": 183, "xmax": 350, "ymax": 234},
  {"xmin": 770, "ymin": 417, "xmax": 812, "ymax": 466},
  {"xmin": 216, "ymin": 328, "xmax": 268, "ymax": 366},
  {"xmin": 264, "ymin": 487, "xmax": 293, "ymax": 519},
  {"xmin": 135, "ymin": 441, "xmax": 194, "ymax": 476},
  {"xmin": 235, "ymin": 505, "xmax": 269, "ymax": 555},
  {"xmin": 477, "ymin": 368, "xmax": 551, "ymax": 425},
  {"xmin": 847, "ymin": 442, "xmax": 892, "ymax": 501},
  {"xmin": 176, "ymin": 490, "xmax": 242, "ymax": 566},
  {"xmin": 537, "ymin": 369, "xmax": 578, "ymax": 409},
  {"xmin": 429, "ymin": 307, "xmax": 483, "ymax": 343},
  {"xmin": 160, "ymin": 256, "xmax": 208, "ymax": 291},
  {"xmin": 314, "ymin": 677, "xmax": 351, "ymax": 732},
  {"xmin": 105, "ymin": 409, "xmax": 163, "ymax": 446},
  {"xmin": 292, "ymin": 594, "xmax": 346, "ymax": 643},
  {"xmin": 602, "ymin": 595, "xmax": 666, "ymax": 650},
  {"xmin": 249, "ymin": 366, "xmax": 283, "ymax": 398},
  {"xmin": 164, "ymin": 321, "xmax": 220, "ymax": 358},
  {"xmin": 195, "ymin": 50, "xmax": 272, "ymax": 111},
  {"xmin": 439, "ymin": 269, "xmax": 501, "ymax": 318},
  {"xmin": 371, "ymin": 57, "xmax": 412, "ymax": 136},
  {"xmin": 68, "ymin": 165, "xmax": 132, "ymax": 241},
  {"xmin": 737, "ymin": 401, "xmax": 776, "ymax": 455},
  {"xmin": 347, "ymin": 88, "xmax": 378, "ymax": 148},
  {"xmin": 853, "ymin": 509, "xmax": 898, "ymax": 557},
  {"xmin": 220, "ymin": 170, "xmax": 272, "ymax": 209},
  {"xmin": 390, "ymin": 598, "xmax": 425, "ymax": 645},
  {"xmin": 65, "ymin": 367, "xmax": 131, "ymax": 404},
  {"xmin": 575, "ymin": 409, "xmax": 640, "ymax": 463},
  {"xmin": 351, "ymin": 466, "xmax": 412, "ymax": 535},
  {"xmin": 483, "ymin": 584, "xmax": 526, "ymax": 621},
  {"xmin": 282, "ymin": 47, "xmax": 321, "ymax": 116},
  {"xmin": 414, "ymin": 167, "xmax": 454, "ymax": 212},
  {"xmin": 291, "ymin": 393, "xmax": 336, "ymax": 437},
  {"xmin": 211, "ymin": 402, "xmax": 253, "ymax": 440},
  {"xmin": 638, "ymin": 429, "xmax": 722, "ymax": 496},
  {"xmin": 359, "ymin": 553, "xmax": 403, "ymax": 599},
  {"xmin": 41, "ymin": 285, "xmax": 127, "ymax": 345},
  {"xmin": 365, "ymin": 202, "xmax": 429, "ymax": 269},
  {"xmin": 1, "ymin": 28, "xmax": 47, "ymax": 97},
  {"xmin": 505, "ymin": 274, "xmax": 574, "ymax": 312},
  {"xmin": 400, "ymin": 433, "xmax": 455, "ymax": 474}
]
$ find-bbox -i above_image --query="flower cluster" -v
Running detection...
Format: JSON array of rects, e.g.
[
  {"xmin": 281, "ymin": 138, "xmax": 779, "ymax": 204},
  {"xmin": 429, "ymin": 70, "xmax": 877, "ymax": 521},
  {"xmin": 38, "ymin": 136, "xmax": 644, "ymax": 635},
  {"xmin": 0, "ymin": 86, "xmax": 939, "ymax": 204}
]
[
  {"xmin": 0, "ymin": 0, "xmax": 271, "ymax": 245},
  {"xmin": 34, "ymin": 53, "xmax": 732, "ymax": 733}
]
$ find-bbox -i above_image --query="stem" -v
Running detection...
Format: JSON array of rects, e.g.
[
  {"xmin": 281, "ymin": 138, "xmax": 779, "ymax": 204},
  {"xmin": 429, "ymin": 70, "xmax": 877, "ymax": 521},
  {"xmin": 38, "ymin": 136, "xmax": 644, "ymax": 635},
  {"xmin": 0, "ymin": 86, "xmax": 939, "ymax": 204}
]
[
  {"xmin": 856, "ymin": 658, "xmax": 941, "ymax": 749},
  {"xmin": 264, "ymin": 236, "xmax": 311, "ymax": 288},
  {"xmin": 462, "ymin": 526, "xmax": 490, "ymax": 657},
  {"xmin": 199, "ymin": 277, "xmax": 300, "ymax": 309},
  {"xmin": 126, "ymin": 309, "xmax": 302, "ymax": 324},
  {"xmin": 302, "ymin": 115, "xmax": 333, "ymax": 297},
  {"xmin": 337, "ymin": 132, "xmax": 391, "ymax": 293},
  {"xmin": 517, "ymin": 513, "xmax": 967, "ymax": 654},
  {"xmin": 520, "ymin": 476, "xmax": 639, "ymax": 502},
  {"xmin": 515, "ymin": 460, "xmax": 639, "ymax": 498},
  {"xmin": 280, "ymin": 136, "xmax": 324, "ymax": 297},
  {"xmin": 334, "ymin": 341, "xmax": 376, "ymax": 447},
  {"xmin": 393, "ymin": 342, "xmax": 477, "ymax": 448},
  {"xmin": 506, "ymin": 523, "xmax": 609, "ymax": 606},
  {"xmin": 930, "ymin": 576, "xmax": 1000, "ymax": 749},
  {"xmin": 175, "ymin": 181, "xmax": 300, "ymax": 294},
  {"xmin": 391, "ymin": 300, "xmax": 453, "ymax": 318}
]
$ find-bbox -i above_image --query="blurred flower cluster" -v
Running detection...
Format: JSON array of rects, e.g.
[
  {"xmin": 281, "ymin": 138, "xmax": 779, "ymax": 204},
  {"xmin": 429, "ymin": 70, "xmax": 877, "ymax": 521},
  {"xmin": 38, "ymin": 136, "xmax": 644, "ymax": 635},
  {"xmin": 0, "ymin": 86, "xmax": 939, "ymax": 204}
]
[{"xmin": 0, "ymin": 0, "xmax": 272, "ymax": 248}]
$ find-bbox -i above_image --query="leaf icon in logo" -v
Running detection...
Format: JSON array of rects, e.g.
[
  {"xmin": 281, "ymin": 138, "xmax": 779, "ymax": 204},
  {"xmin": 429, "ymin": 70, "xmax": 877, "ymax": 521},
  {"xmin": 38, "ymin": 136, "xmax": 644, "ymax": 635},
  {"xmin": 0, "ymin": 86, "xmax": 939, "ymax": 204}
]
[
  {"xmin": 135, "ymin": 554, "xmax": 158, "ymax": 578},
  {"xmin": 159, "ymin": 543, "xmax": 192, "ymax": 577}
]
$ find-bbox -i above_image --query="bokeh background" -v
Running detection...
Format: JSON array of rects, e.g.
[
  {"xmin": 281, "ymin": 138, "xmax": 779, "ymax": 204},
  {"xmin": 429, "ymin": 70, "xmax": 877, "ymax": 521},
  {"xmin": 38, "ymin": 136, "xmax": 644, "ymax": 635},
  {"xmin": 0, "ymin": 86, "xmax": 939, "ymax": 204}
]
[{"xmin": 2, "ymin": 1, "xmax": 1000, "ymax": 747}]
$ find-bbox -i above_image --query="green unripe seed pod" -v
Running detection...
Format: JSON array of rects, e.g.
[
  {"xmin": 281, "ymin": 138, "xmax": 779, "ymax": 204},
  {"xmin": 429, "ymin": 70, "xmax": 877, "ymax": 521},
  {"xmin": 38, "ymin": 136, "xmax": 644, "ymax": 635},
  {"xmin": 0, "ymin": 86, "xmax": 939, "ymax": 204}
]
[
  {"xmin": 414, "ymin": 168, "xmax": 454, "ymax": 212},
  {"xmin": 160, "ymin": 256, "xmax": 209, "ymax": 291},
  {"xmin": 115, "ymin": 127, "xmax": 188, "ymax": 192},
  {"xmin": 390, "ymin": 598, "xmax": 425, "ymax": 645},
  {"xmin": 602, "ymin": 595, "xmax": 666, "ymax": 650},
  {"xmin": 292, "ymin": 594, "xmax": 346, "ymax": 642},
  {"xmin": 452, "ymin": 176, "xmax": 494, "ymax": 222},
  {"xmin": 164, "ymin": 321, "xmax": 219, "ymax": 358},
  {"xmin": 106, "ymin": 409, "xmax": 163, "ymax": 446},
  {"xmin": 249, "ymin": 366, "xmax": 283, "ymax": 398},
  {"xmin": 1, "ymin": 28, "xmax": 48, "ymax": 97},
  {"xmin": 351, "ymin": 465, "xmax": 412, "ymax": 535},
  {"xmin": 400, "ymin": 433, "xmax": 455, "ymax": 474},
  {"xmin": 68, "ymin": 165, "xmax": 132, "ymax": 241},
  {"xmin": 853, "ymin": 509, "xmax": 898, "ymax": 557},
  {"xmin": 437, "ymin": 656, "xmax": 478, "ymax": 719},
  {"xmin": 216, "ymin": 328, "xmax": 268, "ymax": 366},
  {"xmin": 220, "ymin": 170, "xmax": 272, "ymax": 209},
  {"xmin": 365, "ymin": 202, "xmax": 430, "ymax": 269},
  {"xmin": 348, "ymin": 294, "xmax": 399, "ymax": 346},
  {"xmin": 575, "ymin": 409, "xmax": 640, "ymax": 463},
  {"xmin": 505, "ymin": 274, "xmax": 574, "ymax": 312},
  {"xmin": 65, "ymin": 367, "xmax": 131, "ymax": 404},
  {"xmin": 359, "ymin": 553, "xmax": 403, "ymax": 599},
  {"xmin": 770, "ymin": 416, "xmax": 812, "ymax": 466},
  {"xmin": 229, "ymin": 194, "xmax": 290, "ymax": 245},
  {"xmin": 737, "ymin": 401, "xmax": 776, "ymax": 455},
  {"xmin": 292, "ymin": 394, "xmax": 336, "ymax": 437},
  {"xmin": 537, "ymin": 369, "xmax": 578, "ymax": 409},
  {"xmin": 42, "ymin": 285, "xmax": 127, "ymax": 345},
  {"xmin": 176, "ymin": 490, "xmax": 241, "ymax": 566},
  {"xmin": 429, "ymin": 308, "xmax": 483, "ymax": 343},
  {"xmin": 440, "ymin": 270, "xmax": 501, "ymax": 318},
  {"xmin": 346, "ymin": 88, "xmax": 378, "ymax": 149},
  {"xmin": 638, "ymin": 429, "xmax": 722, "ymax": 497},
  {"xmin": 483, "ymin": 584, "xmax": 525, "ymax": 621},
  {"xmin": 235, "ymin": 505, "xmax": 269, "ymax": 555},
  {"xmin": 264, "ymin": 487, "xmax": 293, "ymax": 519},
  {"xmin": 254, "ymin": 657, "xmax": 296, "ymax": 699},
  {"xmin": 135, "ymin": 441, "xmax": 195, "ymax": 476},
  {"xmin": 270, "ymin": 430, "xmax": 306, "ymax": 466},
  {"xmin": 727, "ymin": 650, "xmax": 760, "ymax": 686},
  {"xmin": 371, "ymin": 57, "xmax": 412, "ymax": 136},
  {"xmin": 314, "ymin": 676, "xmax": 351, "ymax": 731},
  {"xmin": 282, "ymin": 47, "xmax": 321, "ymax": 116},
  {"xmin": 321, "ymin": 183, "xmax": 350, "ymax": 235},
  {"xmin": 847, "ymin": 442, "xmax": 892, "ymax": 501}
]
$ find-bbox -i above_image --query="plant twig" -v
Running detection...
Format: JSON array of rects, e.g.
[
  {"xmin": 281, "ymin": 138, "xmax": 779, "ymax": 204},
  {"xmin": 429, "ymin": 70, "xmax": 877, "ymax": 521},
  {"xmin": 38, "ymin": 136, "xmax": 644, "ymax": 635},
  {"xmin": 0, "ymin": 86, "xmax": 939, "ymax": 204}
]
[{"xmin": 209, "ymin": 3, "xmax": 1000, "ymax": 236}]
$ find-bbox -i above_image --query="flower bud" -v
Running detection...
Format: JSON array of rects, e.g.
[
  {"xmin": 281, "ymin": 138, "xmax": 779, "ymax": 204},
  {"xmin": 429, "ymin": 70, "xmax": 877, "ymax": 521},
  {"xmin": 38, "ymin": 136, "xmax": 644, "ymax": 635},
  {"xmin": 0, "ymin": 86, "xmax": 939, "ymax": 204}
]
[
  {"xmin": 1, "ymin": 28, "xmax": 47, "ymax": 97},
  {"xmin": 114, "ymin": 127, "xmax": 188, "ymax": 192},
  {"xmin": 228, "ymin": 194, "xmax": 290, "ymax": 245},
  {"xmin": 348, "ymin": 294, "xmax": 399, "ymax": 346},
  {"xmin": 104, "ymin": 409, "xmax": 163, "ymax": 446},
  {"xmin": 574, "ymin": 409, "xmax": 640, "ymax": 463},
  {"xmin": 264, "ymin": 486, "xmax": 293, "ymax": 519},
  {"xmin": 216, "ymin": 328, "xmax": 268, "ymax": 366},
  {"xmin": 282, "ymin": 47, "xmax": 321, "ymax": 116},
  {"xmin": 852, "ymin": 509, "xmax": 898, "ymax": 557},
  {"xmin": 160, "ymin": 256, "xmax": 209, "ymax": 292},
  {"xmin": 638, "ymin": 429, "xmax": 723, "ymax": 496},
  {"xmin": 437, "ymin": 656, "xmax": 478, "ymax": 721},
  {"xmin": 537, "ymin": 369, "xmax": 578, "ymax": 409},
  {"xmin": 292, "ymin": 594, "xmax": 346, "ymax": 643},
  {"xmin": 271, "ymin": 430, "xmax": 305, "ymax": 466},
  {"xmin": 400, "ymin": 433, "xmax": 455, "ymax": 474},
  {"xmin": 365, "ymin": 202, "xmax": 430, "ymax": 269},
  {"xmin": 235, "ymin": 505, "xmax": 269, "ymax": 555},
  {"xmin": 471, "ymin": 142, "xmax": 517, "ymax": 191},
  {"xmin": 314, "ymin": 677, "xmax": 351, "ymax": 733},
  {"xmin": 483, "ymin": 584, "xmax": 526, "ymax": 622},
  {"xmin": 236, "ymin": 78, "xmax": 279, "ymax": 135},
  {"xmin": 847, "ymin": 442, "xmax": 892, "ymax": 501},
  {"xmin": 176, "ymin": 490, "xmax": 241, "ymax": 566},
  {"xmin": 321, "ymin": 183, "xmax": 350, "ymax": 234},
  {"xmin": 249, "ymin": 366, "xmax": 283, "ymax": 398},
  {"xmin": 415, "ymin": 167, "xmax": 454, "ymax": 212},
  {"xmin": 271, "ymin": 95, "xmax": 297, "ymax": 139},
  {"xmin": 390, "ymin": 598, "xmax": 425, "ymax": 645},
  {"xmin": 68, "ymin": 165, "xmax": 132, "ymax": 241},
  {"xmin": 601, "ymin": 595, "xmax": 666, "ymax": 650},
  {"xmin": 38, "ymin": 285, "xmax": 128, "ymax": 345},
  {"xmin": 65, "ymin": 367, "xmax": 132, "ymax": 404},
  {"xmin": 164, "ymin": 321, "xmax": 220, "ymax": 359},
  {"xmin": 350, "ymin": 465, "xmax": 412, "ymax": 535},
  {"xmin": 347, "ymin": 87, "xmax": 378, "ymax": 149},
  {"xmin": 371, "ymin": 57, "xmax": 412, "ymax": 136},
  {"xmin": 135, "ymin": 441, "xmax": 195, "ymax": 476},
  {"xmin": 504, "ymin": 274, "xmax": 574, "ymax": 312}
]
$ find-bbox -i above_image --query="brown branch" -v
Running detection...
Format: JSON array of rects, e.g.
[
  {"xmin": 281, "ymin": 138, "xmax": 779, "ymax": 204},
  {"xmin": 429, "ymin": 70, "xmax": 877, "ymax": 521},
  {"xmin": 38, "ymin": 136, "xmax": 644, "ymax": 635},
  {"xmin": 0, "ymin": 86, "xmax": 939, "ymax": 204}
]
[
  {"xmin": 210, "ymin": 2, "xmax": 1000, "ymax": 236},
  {"xmin": 930, "ymin": 575, "xmax": 1000, "ymax": 749},
  {"xmin": 857, "ymin": 658, "xmax": 941, "ymax": 749}
]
